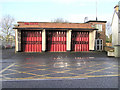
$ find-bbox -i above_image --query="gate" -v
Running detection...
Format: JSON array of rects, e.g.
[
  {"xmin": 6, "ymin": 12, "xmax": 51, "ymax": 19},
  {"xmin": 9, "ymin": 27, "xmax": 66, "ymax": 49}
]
[
  {"xmin": 46, "ymin": 31, "xmax": 66, "ymax": 52},
  {"xmin": 21, "ymin": 31, "xmax": 42, "ymax": 52},
  {"xmin": 72, "ymin": 31, "xmax": 89, "ymax": 51}
]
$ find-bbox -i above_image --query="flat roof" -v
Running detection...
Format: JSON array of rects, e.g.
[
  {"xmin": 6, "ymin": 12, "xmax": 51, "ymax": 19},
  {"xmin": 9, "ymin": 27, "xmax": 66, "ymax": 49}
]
[
  {"xmin": 14, "ymin": 22, "xmax": 97, "ymax": 30},
  {"xmin": 13, "ymin": 27, "xmax": 97, "ymax": 31},
  {"xmin": 86, "ymin": 20, "xmax": 107, "ymax": 23}
]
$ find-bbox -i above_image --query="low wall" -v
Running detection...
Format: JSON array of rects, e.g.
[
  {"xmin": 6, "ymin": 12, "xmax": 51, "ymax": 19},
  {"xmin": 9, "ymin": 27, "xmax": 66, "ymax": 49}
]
[
  {"xmin": 114, "ymin": 45, "xmax": 120, "ymax": 57},
  {"xmin": 104, "ymin": 46, "xmax": 114, "ymax": 52}
]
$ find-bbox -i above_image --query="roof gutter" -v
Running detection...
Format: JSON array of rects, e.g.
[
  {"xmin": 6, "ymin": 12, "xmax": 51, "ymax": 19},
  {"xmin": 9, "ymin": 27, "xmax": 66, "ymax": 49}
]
[{"xmin": 13, "ymin": 27, "xmax": 97, "ymax": 31}]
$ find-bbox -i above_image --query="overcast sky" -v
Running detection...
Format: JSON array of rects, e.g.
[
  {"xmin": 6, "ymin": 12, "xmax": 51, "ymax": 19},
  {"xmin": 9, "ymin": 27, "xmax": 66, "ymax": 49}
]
[{"xmin": 0, "ymin": 0, "xmax": 119, "ymax": 23}]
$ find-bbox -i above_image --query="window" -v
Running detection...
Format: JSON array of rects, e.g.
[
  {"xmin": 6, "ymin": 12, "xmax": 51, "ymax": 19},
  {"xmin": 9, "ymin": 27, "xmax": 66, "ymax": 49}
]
[
  {"xmin": 96, "ymin": 24, "xmax": 102, "ymax": 31},
  {"xmin": 95, "ymin": 39, "xmax": 103, "ymax": 51}
]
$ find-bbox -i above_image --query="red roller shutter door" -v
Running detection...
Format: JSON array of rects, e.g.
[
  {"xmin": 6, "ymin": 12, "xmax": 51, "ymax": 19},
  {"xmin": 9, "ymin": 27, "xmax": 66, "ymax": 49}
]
[
  {"xmin": 47, "ymin": 31, "xmax": 66, "ymax": 52},
  {"xmin": 72, "ymin": 31, "xmax": 89, "ymax": 52},
  {"xmin": 22, "ymin": 31, "xmax": 42, "ymax": 52}
]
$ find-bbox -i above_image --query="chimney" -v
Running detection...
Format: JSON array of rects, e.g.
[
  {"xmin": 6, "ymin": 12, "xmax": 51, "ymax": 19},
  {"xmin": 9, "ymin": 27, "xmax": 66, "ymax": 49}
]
[{"xmin": 114, "ymin": 5, "xmax": 119, "ymax": 12}]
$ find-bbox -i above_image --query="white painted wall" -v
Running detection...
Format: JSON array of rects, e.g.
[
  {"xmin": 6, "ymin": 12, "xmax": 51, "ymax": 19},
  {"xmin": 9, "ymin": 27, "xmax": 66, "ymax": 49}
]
[
  {"xmin": 118, "ymin": 33, "xmax": 120, "ymax": 44},
  {"xmin": 89, "ymin": 30, "xmax": 96, "ymax": 50},
  {"xmin": 42, "ymin": 29, "xmax": 46, "ymax": 51},
  {"xmin": 66, "ymin": 30, "xmax": 72, "ymax": 51},
  {"xmin": 118, "ymin": 20, "xmax": 120, "ymax": 45},
  {"xmin": 112, "ymin": 12, "xmax": 119, "ymax": 46},
  {"xmin": 15, "ymin": 29, "xmax": 18, "ymax": 52}
]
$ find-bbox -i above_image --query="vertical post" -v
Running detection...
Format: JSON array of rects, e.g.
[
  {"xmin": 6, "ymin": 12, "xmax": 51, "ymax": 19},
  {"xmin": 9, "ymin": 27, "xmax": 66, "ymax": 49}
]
[
  {"xmin": 18, "ymin": 30, "xmax": 21, "ymax": 51},
  {"xmin": 67, "ymin": 30, "xmax": 72, "ymax": 52},
  {"xmin": 15, "ymin": 29, "xmax": 18, "ymax": 52},
  {"xmin": 42, "ymin": 29, "xmax": 46, "ymax": 52},
  {"xmin": 89, "ymin": 30, "xmax": 96, "ymax": 50},
  {"xmin": 96, "ymin": 0, "xmax": 98, "ymax": 21}
]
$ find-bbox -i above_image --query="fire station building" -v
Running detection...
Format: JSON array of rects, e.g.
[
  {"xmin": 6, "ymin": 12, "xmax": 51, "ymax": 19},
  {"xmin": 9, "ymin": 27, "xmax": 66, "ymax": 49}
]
[{"xmin": 14, "ymin": 20, "xmax": 106, "ymax": 52}]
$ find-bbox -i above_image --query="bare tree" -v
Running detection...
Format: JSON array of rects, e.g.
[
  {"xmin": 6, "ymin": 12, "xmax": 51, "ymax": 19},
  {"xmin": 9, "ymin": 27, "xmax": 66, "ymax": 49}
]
[
  {"xmin": 51, "ymin": 18, "xmax": 69, "ymax": 23},
  {"xmin": 106, "ymin": 22, "xmax": 112, "ymax": 36},
  {"xmin": 106, "ymin": 21, "xmax": 112, "ymax": 43},
  {"xmin": 0, "ymin": 15, "xmax": 15, "ymax": 44}
]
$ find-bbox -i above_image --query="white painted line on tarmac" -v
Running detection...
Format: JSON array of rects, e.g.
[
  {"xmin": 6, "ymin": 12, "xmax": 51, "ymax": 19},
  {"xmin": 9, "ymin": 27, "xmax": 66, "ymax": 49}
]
[{"xmin": 0, "ymin": 63, "xmax": 15, "ymax": 73}]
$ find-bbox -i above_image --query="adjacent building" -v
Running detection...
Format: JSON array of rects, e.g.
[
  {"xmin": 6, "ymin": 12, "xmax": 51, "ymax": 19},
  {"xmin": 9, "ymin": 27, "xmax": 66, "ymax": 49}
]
[
  {"xmin": 14, "ymin": 20, "xmax": 106, "ymax": 52},
  {"xmin": 111, "ymin": 2, "xmax": 120, "ymax": 57}
]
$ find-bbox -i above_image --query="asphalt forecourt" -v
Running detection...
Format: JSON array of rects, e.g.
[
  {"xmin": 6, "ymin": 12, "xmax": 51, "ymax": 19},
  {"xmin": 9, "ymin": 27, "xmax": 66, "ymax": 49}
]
[{"xmin": 1, "ymin": 56, "xmax": 119, "ymax": 81}]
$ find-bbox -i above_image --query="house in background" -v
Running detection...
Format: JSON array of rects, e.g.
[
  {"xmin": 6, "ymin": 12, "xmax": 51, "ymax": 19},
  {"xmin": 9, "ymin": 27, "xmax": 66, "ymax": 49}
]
[
  {"xmin": 6, "ymin": 35, "xmax": 15, "ymax": 45},
  {"xmin": 0, "ymin": 35, "xmax": 15, "ymax": 49},
  {"xmin": 111, "ymin": 1, "xmax": 120, "ymax": 57},
  {"xmin": 0, "ymin": 35, "xmax": 4, "ymax": 41},
  {"xmin": 14, "ymin": 20, "xmax": 106, "ymax": 53}
]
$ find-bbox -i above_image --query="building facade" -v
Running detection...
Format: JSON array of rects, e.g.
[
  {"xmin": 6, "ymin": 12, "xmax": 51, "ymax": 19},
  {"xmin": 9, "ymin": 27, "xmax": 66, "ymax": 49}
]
[
  {"xmin": 14, "ymin": 20, "xmax": 106, "ymax": 52},
  {"xmin": 111, "ymin": 2, "xmax": 120, "ymax": 57},
  {"xmin": 112, "ymin": 5, "xmax": 120, "ymax": 46},
  {"xmin": 86, "ymin": 21, "xmax": 106, "ymax": 50}
]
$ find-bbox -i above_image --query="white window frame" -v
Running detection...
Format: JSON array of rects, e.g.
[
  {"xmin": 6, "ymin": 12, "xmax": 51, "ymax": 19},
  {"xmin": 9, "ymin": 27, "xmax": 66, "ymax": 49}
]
[{"xmin": 95, "ymin": 39, "xmax": 103, "ymax": 51}]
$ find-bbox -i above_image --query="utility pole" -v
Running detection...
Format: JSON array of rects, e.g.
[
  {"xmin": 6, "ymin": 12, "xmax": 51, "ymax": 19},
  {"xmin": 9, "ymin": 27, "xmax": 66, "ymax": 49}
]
[{"xmin": 96, "ymin": 0, "xmax": 98, "ymax": 21}]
